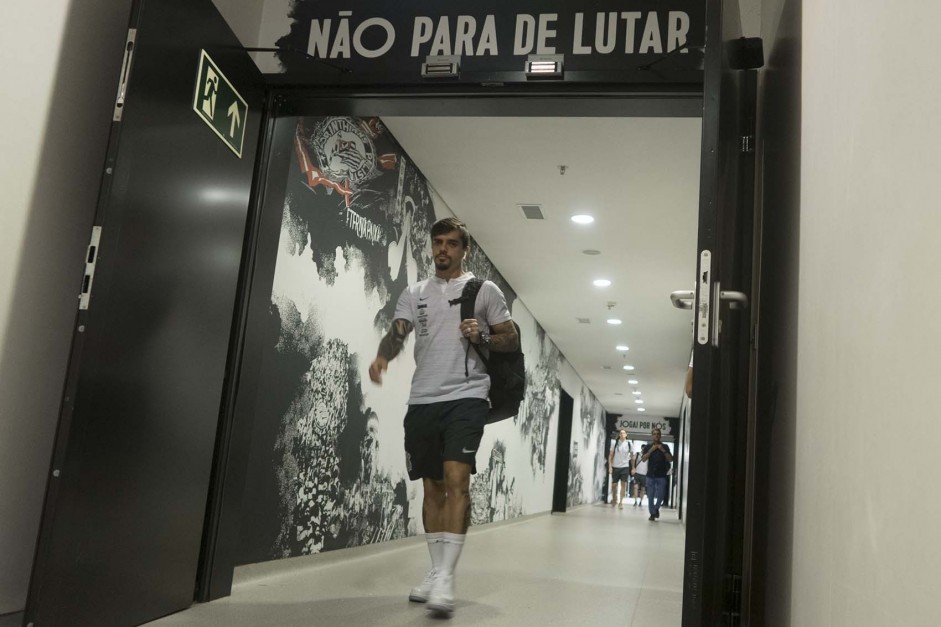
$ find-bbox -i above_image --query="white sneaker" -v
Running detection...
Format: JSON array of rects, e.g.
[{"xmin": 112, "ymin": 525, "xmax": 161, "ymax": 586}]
[
  {"xmin": 409, "ymin": 568, "xmax": 437, "ymax": 603},
  {"xmin": 426, "ymin": 573, "xmax": 455, "ymax": 614}
]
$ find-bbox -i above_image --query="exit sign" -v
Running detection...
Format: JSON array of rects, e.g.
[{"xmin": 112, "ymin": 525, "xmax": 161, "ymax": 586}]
[{"xmin": 192, "ymin": 50, "xmax": 248, "ymax": 158}]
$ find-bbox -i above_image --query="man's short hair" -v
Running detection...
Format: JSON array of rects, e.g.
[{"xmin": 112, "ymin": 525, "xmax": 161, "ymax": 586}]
[{"xmin": 431, "ymin": 217, "xmax": 470, "ymax": 248}]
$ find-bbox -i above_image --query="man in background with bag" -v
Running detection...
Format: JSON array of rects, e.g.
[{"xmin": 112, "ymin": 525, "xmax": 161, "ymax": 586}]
[{"xmin": 641, "ymin": 427, "xmax": 673, "ymax": 521}]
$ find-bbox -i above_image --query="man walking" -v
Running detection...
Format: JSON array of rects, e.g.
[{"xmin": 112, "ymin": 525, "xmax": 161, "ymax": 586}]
[
  {"xmin": 641, "ymin": 427, "xmax": 673, "ymax": 521},
  {"xmin": 368, "ymin": 217, "xmax": 518, "ymax": 615}
]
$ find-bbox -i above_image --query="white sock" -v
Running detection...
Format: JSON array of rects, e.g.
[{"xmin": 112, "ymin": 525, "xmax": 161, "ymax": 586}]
[
  {"xmin": 439, "ymin": 532, "xmax": 465, "ymax": 575},
  {"xmin": 426, "ymin": 532, "xmax": 444, "ymax": 570}
]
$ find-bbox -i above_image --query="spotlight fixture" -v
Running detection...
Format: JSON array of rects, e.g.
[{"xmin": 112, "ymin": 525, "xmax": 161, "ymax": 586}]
[
  {"xmin": 622, "ymin": 365, "xmax": 635, "ymax": 371},
  {"xmin": 632, "ymin": 391, "xmax": 642, "ymax": 396},
  {"xmin": 628, "ymin": 379, "xmax": 639, "ymax": 385},
  {"xmin": 525, "ymin": 54, "xmax": 564, "ymax": 78},
  {"xmin": 593, "ymin": 279, "xmax": 612, "ymax": 287},
  {"xmin": 634, "ymin": 399, "xmax": 644, "ymax": 404},
  {"xmin": 421, "ymin": 55, "xmax": 460, "ymax": 78},
  {"xmin": 638, "ymin": 407, "xmax": 646, "ymax": 412},
  {"xmin": 616, "ymin": 345, "xmax": 629, "ymax": 351},
  {"xmin": 571, "ymin": 214, "xmax": 594, "ymax": 225},
  {"xmin": 607, "ymin": 319, "xmax": 622, "ymax": 325},
  {"xmin": 582, "ymin": 249, "xmax": 601, "ymax": 256}
]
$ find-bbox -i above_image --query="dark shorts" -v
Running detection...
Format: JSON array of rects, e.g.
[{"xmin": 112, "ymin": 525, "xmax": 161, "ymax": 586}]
[
  {"xmin": 403, "ymin": 398, "xmax": 488, "ymax": 481},
  {"xmin": 611, "ymin": 467, "xmax": 631, "ymax": 483},
  {"xmin": 635, "ymin": 475, "xmax": 647, "ymax": 488}
]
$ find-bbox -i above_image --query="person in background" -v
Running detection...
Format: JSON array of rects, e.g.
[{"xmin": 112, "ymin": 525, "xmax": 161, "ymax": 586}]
[
  {"xmin": 641, "ymin": 427, "xmax": 673, "ymax": 521},
  {"xmin": 368, "ymin": 217, "xmax": 518, "ymax": 616},
  {"xmin": 632, "ymin": 451, "xmax": 647, "ymax": 507},
  {"xmin": 608, "ymin": 429, "xmax": 632, "ymax": 510}
]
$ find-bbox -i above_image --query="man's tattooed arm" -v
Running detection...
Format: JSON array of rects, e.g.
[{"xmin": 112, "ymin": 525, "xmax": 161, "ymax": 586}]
[
  {"xmin": 369, "ymin": 319, "xmax": 413, "ymax": 384},
  {"xmin": 487, "ymin": 320, "xmax": 519, "ymax": 353},
  {"xmin": 378, "ymin": 319, "xmax": 414, "ymax": 360}
]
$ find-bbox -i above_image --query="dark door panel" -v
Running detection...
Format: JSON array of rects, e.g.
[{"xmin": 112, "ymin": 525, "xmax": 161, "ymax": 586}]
[
  {"xmin": 683, "ymin": 0, "xmax": 757, "ymax": 624},
  {"xmin": 25, "ymin": 1, "xmax": 264, "ymax": 625}
]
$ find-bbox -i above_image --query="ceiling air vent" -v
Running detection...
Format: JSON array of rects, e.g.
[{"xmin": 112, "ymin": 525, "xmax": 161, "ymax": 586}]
[
  {"xmin": 518, "ymin": 204, "xmax": 545, "ymax": 220},
  {"xmin": 576, "ymin": 317, "xmax": 590, "ymax": 324}
]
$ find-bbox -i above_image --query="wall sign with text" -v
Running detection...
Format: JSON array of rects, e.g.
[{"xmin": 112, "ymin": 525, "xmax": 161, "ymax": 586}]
[{"xmin": 270, "ymin": 0, "xmax": 704, "ymax": 83}]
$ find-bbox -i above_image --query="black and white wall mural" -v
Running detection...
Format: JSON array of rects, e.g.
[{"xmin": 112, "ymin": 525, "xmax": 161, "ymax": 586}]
[
  {"xmin": 237, "ymin": 116, "xmax": 604, "ymax": 565},
  {"xmin": 565, "ymin": 383, "xmax": 605, "ymax": 508}
]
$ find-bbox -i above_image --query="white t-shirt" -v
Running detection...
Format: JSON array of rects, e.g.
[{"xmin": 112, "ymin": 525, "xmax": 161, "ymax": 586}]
[
  {"xmin": 609, "ymin": 440, "xmax": 632, "ymax": 468},
  {"xmin": 394, "ymin": 272, "xmax": 511, "ymax": 404}
]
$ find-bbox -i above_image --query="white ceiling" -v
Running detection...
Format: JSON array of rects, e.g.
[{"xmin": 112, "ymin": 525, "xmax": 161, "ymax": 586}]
[{"xmin": 382, "ymin": 116, "xmax": 701, "ymax": 418}]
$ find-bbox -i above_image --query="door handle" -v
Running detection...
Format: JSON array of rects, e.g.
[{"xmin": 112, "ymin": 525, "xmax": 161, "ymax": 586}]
[
  {"xmin": 719, "ymin": 290, "xmax": 749, "ymax": 310},
  {"xmin": 670, "ymin": 290, "xmax": 695, "ymax": 310},
  {"xmin": 712, "ymin": 283, "xmax": 750, "ymax": 346}
]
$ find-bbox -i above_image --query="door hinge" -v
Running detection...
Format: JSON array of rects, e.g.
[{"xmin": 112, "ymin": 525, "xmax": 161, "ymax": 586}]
[
  {"xmin": 78, "ymin": 227, "xmax": 102, "ymax": 311},
  {"xmin": 740, "ymin": 134, "xmax": 754, "ymax": 153},
  {"xmin": 722, "ymin": 573, "xmax": 742, "ymax": 626},
  {"xmin": 113, "ymin": 29, "xmax": 138, "ymax": 121}
]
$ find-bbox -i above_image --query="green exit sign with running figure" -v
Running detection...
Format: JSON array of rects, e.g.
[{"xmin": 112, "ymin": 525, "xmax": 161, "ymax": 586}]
[{"xmin": 192, "ymin": 50, "xmax": 248, "ymax": 158}]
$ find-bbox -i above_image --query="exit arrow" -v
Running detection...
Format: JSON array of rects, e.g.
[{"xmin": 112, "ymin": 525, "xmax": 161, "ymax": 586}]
[{"xmin": 227, "ymin": 101, "xmax": 241, "ymax": 137}]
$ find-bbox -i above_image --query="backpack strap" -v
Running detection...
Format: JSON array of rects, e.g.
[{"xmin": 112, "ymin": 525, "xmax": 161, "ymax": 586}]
[{"xmin": 449, "ymin": 278, "xmax": 486, "ymax": 376}]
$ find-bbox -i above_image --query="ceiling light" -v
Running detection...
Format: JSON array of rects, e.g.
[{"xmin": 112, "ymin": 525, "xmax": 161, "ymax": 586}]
[
  {"xmin": 593, "ymin": 279, "xmax": 611, "ymax": 287},
  {"xmin": 525, "ymin": 54, "xmax": 564, "ymax": 78},
  {"xmin": 582, "ymin": 249, "xmax": 601, "ymax": 256},
  {"xmin": 638, "ymin": 408, "xmax": 646, "ymax": 412},
  {"xmin": 622, "ymin": 365, "xmax": 635, "ymax": 371},
  {"xmin": 606, "ymin": 318, "xmax": 622, "ymax": 325},
  {"xmin": 421, "ymin": 55, "xmax": 461, "ymax": 78},
  {"xmin": 628, "ymin": 379, "xmax": 639, "ymax": 385},
  {"xmin": 571, "ymin": 214, "xmax": 594, "ymax": 225},
  {"xmin": 616, "ymin": 345, "xmax": 629, "ymax": 351},
  {"xmin": 632, "ymin": 391, "xmax": 642, "ymax": 395},
  {"xmin": 634, "ymin": 399, "xmax": 644, "ymax": 404}
]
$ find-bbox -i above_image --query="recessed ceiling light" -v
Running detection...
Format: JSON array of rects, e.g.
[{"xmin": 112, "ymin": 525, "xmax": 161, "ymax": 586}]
[
  {"xmin": 616, "ymin": 345, "xmax": 629, "ymax": 351},
  {"xmin": 632, "ymin": 391, "xmax": 642, "ymax": 395},
  {"xmin": 628, "ymin": 379, "xmax": 639, "ymax": 385},
  {"xmin": 622, "ymin": 365, "xmax": 635, "ymax": 371},
  {"xmin": 571, "ymin": 214, "xmax": 594, "ymax": 225},
  {"xmin": 614, "ymin": 393, "xmax": 623, "ymax": 396},
  {"xmin": 593, "ymin": 279, "xmax": 611, "ymax": 287},
  {"xmin": 582, "ymin": 249, "xmax": 601, "ymax": 256},
  {"xmin": 634, "ymin": 399, "xmax": 644, "ymax": 404},
  {"xmin": 638, "ymin": 407, "xmax": 646, "ymax": 412},
  {"xmin": 607, "ymin": 318, "xmax": 622, "ymax": 325}
]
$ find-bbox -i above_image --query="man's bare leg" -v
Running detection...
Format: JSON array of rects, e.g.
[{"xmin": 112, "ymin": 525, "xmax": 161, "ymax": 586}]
[
  {"xmin": 423, "ymin": 478, "xmax": 446, "ymax": 533},
  {"xmin": 442, "ymin": 461, "xmax": 471, "ymax": 533}
]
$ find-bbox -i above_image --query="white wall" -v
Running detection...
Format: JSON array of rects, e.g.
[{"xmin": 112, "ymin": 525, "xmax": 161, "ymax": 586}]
[
  {"xmin": 0, "ymin": 0, "xmax": 132, "ymax": 614},
  {"xmin": 797, "ymin": 2, "xmax": 941, "ymax": 625}
]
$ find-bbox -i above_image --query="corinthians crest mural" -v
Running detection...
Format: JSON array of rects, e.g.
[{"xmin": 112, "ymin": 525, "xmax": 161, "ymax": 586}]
[{"xmin": 236, "ymin": 115, "xmax": 605, "ymax": 565}]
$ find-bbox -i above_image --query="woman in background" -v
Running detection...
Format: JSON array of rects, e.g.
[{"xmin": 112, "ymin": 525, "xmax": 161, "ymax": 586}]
[{"xmin": 632, "ymin": 451, "xmax": 647, "ymax": 507}]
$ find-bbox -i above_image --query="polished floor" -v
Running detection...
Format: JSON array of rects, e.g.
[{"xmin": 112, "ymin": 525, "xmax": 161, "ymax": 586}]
[{"xmin": 147, "ymin": 502, "xmax": 684, "ymax": 627}]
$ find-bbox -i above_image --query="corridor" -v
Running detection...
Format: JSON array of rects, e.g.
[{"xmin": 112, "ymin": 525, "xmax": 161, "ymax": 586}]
[{"xmin": 147, "ymin": 504, "xmax": 684, "ymax": 626}]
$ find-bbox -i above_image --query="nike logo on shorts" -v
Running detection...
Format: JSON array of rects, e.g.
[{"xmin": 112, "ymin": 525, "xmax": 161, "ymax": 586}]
[{"xmin": 462, "ymin": 447, "xmax": 476, "ymax": 454}]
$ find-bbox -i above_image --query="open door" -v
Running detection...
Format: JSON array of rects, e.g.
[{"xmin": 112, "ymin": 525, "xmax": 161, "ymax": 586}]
[
  {"xmin": 24, "ymin": 1, "xmax": 265, "ymax": 625},
  {"xmin": 682, "ymin": 0, "xmax": 760, "ymax": 624},
  {"xmin": 551, "ymin": 390, "xmax": 575, "ymax": 513}
]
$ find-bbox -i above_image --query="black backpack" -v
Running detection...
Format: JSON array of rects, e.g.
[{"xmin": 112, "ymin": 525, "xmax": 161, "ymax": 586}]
[{"xmin": 454, "ymin": 278, "xmax": 526, "ymax": 424}]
